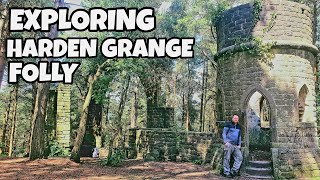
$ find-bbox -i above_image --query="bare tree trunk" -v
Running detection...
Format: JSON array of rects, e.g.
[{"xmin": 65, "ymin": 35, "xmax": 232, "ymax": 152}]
[
  {"xmin": 90, "ymin": 101, "xmax": 102, "ymax": 148},
  {"xmin": 70, "ymin": 60, "xmax": 111, "ymax": 163},
  {"xmin": 70, "ymin": 75, "xmax": 94, "ymax": 162},
  {"xmin": 108, "ymin": 75, "xmax": 131, "ymax": 157},
  {"xmin": 102, "ymin": 95, "xmax": 110, "ymax": 146},
  {"xmin": 29, "ymin": 83, "xmax": 50, "ymax": 160},
  {"xmin": 173, "ymin": 74, "xmax": 177, "ymax": 108},
  {"xmin": 117, "ymin": 76, "xmax": 130, "ymax": 149},
  {"xmin": 8, "ymin": 84, "xmax": 18, "ymax": 157},
  {"xmin": 182, "ymin": 93, "xmax": 185, "ymax": 129},
  {"xmin": 186, "ymin": 102, "xmax": 190, "ymax": 132},
  {"xmin": 107, "ymin": 138, "xmax": 114, "ymax": 159},
  {"xmin": 0, "ymin": 2, "xmax": 10, "ymax": 88},
  {"xmin": 29, "ymin": 0, "xmax": 62, "ymax": 161},
  {"xmin": 1, "ymin": 87, "xmax": 13, "ymax": 152},
  {"xmin": 203, "ymin": 59, "xmax": 208, "ymax": 132},
  {"xmin": 130, "ymin": 77, "xmax": 138, "ymax": 128},
  {"xmin": 24, "ymin": 83, "xmax": 37, "ymax": 157},
  {"xmin": 0, "ymin": 56, "xmax": 4, "ymax": 88},
  {"xmin": 165, "ymin": 79, "xmax": 170, "ymax": 106},
  {"xmin": 199, "ymin": 59, "xmax": 206, "ymax": 132},
  {"xmin": 186, "ymin": 59, "xmax": 191, "ymax": 131}
]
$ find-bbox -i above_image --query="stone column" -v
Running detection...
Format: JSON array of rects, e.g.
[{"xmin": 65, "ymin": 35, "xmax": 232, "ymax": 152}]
[{"xmin": 56, "ymin": 84, "xmax": 71, "ymax": 148}]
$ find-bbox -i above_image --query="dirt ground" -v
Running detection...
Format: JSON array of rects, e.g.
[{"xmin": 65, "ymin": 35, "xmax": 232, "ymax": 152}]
[{"xmin": 0, "ymin": 157, "xmax": 254, "ymax": 180}]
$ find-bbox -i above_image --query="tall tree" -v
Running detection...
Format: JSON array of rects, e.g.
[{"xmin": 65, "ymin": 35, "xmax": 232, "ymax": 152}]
[
  {"xmin": 70, "ymin": 60, "xmax": 112, "ymax": 163},
  {"xmin": 130, "ymin": 77, "xmax": 139, "ymax": 128},
  {"xmin": 29, "ymin": 0, "xmax": 63, "ymax": 160},
  {"xmin": 1, "ymin": 87, "xmax": 13, "ymax": 151},
  {"xmin": 8, "ymin": 84, "xmax": 18, "ymax": 157},
  {"xmin": 0, "ymin": 0, "xmax": 11, "ymax": 88}
]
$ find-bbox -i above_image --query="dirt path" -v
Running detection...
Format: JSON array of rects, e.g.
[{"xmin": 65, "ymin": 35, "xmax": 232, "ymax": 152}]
[{"xmin": 0, "ymin": 157, "xmax": 253, "ymax": 179}]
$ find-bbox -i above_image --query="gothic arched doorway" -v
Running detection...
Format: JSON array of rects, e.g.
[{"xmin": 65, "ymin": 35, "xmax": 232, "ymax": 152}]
[{"xmin": 246, "ymin": 91, "xmax": 272, "ymax": 160}]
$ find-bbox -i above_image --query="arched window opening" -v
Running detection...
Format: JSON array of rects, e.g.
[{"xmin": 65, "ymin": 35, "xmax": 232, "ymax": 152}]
[{"xmin": 298, "ymin": 85, "xmax": 308, "ymax": 122}]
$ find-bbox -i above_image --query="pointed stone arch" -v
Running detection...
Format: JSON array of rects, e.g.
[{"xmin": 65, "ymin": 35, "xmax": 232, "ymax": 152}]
[
  {"xmin": 297, "ymin": 84, "xmax": 313, "ymax": 123},
  {"xmin": 240, "ymin": 84, "xmax": 277, "ymax": 148}
]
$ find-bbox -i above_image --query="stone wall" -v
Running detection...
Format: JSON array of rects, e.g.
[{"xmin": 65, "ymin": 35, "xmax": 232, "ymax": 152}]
[
  {"xmin": 217, "ymin": 49, "xmax": 316, "ymax": 124},
  {"xmin": 216, "ymin": 4, "xmax": 254, "ymax": 50},
  {"xmin": 56, "ymin": 84, "xmax": 71, "ymax": 148},
  {"xmin": 272, "ymin": 148, "xmax": 320, "ymax": 179},
  {"xmin": 146, "ymin": 107, "xmax": 174, "ymax": 128},
  {"xmin": 127, "ymin": 128, "xmax": 224, "ymax": 170},
  {"xmin": 272, "ymin": 123, "xmax": 320, "ymax": 178}
]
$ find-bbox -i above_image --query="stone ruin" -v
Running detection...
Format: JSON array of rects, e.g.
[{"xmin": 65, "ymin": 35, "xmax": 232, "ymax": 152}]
[
  {"xmin": 48, "ymin": 0, "xmax": 320, "ymax": 178},
  {"xmin": 47, "ymin": 84, "xmax": 102, "ymax": 157},
  {"xmin": 47, "ymin": 84, "xmax": 71, "ymax": 148}
]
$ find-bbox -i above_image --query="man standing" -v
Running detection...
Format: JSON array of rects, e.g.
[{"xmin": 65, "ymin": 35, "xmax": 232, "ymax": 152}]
[{"xmin": 222, "ymin": 115, "xmax": 243, "ymax": 178}]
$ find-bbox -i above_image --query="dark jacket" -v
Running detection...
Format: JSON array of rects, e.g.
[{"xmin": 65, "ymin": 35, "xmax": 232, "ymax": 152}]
[{"xmin": 222, "ymin": 121, "xmax": 241, "ymax": 146}]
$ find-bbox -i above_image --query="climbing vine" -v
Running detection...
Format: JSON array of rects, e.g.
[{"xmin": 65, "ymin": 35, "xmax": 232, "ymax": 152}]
[
  {"xmin": 252, "ymin": 0, "xmax": 263, "ymax": 26},
  {"xmin": 209, "ymin": 1, "xmax": 229, "ymax": 27},
  {"xmin": 248, "ymin": 0, "xmax": 276, "ymax": 63}
]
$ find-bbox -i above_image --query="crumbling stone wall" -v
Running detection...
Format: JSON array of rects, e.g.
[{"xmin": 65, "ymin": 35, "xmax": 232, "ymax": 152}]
[
  {"xmin": 146, "ymin": 107, "xmax": 174, "ymax": 128},
  {"xmin": 216, "ymin": 0, "xmax": 319, "ymax": 179},
  {"xmin": 127, "ymin": 128, "xmax": 224, "ymax": 170}
]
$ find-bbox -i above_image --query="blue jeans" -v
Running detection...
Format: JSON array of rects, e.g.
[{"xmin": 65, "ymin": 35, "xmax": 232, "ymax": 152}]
[{"xmin": 223, "ymin": 143, "xmax": 243, "ymax": 175}]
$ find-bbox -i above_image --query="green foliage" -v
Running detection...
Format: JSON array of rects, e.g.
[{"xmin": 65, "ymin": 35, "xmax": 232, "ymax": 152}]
[
  {"xmin": 0, "ymin": 154, "xmax": 8, "ymax": 158},
  {"xmin": 0, "ymin": 142, "xmax": 4, "ymax": 149},
  {"xmin": 192, "ymin": 159, "xmax": 203, "ymax": 165},
  {"xmin": 262, "ymin": 12, "xmax": 277, "ymax": 33},
  {"xmin": 100, "ymin": 149, "xmax": 125, "ymax": 167},
  {"xmin": 48, "ymin": 140, "xmax": 70, "ymax": 157},
  {"xmin": 249, "ymin": 38, "xmax": 276, "ymax": 61},
  {"xmin": 252, "ymin": 0, "xmax": 263, "ymax": 29},
  {"xmin": 208, "ymin": 1, "xmax": 230, "ymax": 27}
]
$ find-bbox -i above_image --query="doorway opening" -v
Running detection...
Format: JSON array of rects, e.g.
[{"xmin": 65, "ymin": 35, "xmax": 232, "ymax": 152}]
[{"xmin": 246, "ymin": 91, "xmax": 271, "ymax": 161}]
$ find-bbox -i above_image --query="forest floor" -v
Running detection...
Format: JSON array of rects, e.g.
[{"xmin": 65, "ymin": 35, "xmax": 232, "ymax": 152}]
[{"xmin": 0, "ymin": 157, "xmax": 255, "ymax": 179}]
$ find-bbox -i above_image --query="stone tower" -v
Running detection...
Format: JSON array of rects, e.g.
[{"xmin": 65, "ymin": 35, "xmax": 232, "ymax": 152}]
[{"xmin": 216, "ymin": 0, "xmax": 320, "ymax": 178}]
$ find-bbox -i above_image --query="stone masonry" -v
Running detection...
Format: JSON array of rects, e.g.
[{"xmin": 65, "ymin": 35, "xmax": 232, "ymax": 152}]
[
  {"xmin": 56, "ymin": 84, "xmax": 71, "ymax": 148},
  {"xmin": 127, "ymin": 128, "xmax": 224, "ymax": 170},
  {"xmin": 146, "ymin": 106, "xmax": 174, "ymax": 128},
  {"xmin": 216, "ymin": 0, "xmax": 319, "ymax": 179}
]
